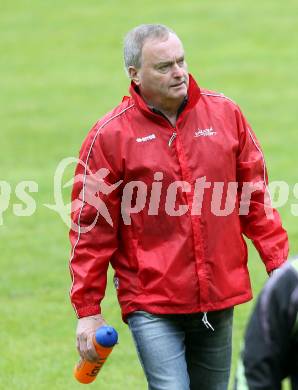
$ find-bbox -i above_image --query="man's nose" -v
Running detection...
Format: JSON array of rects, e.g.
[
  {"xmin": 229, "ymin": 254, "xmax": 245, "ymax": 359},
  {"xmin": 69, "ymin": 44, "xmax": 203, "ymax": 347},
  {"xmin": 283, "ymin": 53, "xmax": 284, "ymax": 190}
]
[{"xmin": 172, "ymin": 63, "xmax": 184, "ymax": 78}]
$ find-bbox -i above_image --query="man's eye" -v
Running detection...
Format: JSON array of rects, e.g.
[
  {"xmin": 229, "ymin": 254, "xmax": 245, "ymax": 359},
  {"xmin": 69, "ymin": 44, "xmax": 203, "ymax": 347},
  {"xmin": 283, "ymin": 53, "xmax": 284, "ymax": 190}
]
[
  {"xmin": 178, "ymin": 60, "xmax": 184, "ymax": 67},
  {"xmin": 159, "ymin": 65, "xmax": 169, "ymax": 72}
]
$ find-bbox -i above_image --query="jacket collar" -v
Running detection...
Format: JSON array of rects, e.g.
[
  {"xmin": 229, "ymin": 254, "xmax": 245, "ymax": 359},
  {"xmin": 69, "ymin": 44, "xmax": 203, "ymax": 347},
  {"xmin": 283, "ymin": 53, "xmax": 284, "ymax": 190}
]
[{"xmin": 129, "ymin": 74, "xmax": 201, "ymax": 127}]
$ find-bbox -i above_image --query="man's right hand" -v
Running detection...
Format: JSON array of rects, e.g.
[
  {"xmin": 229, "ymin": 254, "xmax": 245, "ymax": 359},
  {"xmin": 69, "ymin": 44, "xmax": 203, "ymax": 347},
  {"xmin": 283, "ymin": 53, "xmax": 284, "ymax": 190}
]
[{"xmin": 76, "ymin": 314, "xmax": 107, "ymax": 362}]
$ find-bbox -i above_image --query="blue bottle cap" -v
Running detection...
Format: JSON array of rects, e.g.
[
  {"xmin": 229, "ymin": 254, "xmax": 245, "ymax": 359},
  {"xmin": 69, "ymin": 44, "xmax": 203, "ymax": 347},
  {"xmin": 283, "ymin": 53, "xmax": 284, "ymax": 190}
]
[{"xmin": 95, "ymin": 326, "xmax": 118, "ymax": 347}]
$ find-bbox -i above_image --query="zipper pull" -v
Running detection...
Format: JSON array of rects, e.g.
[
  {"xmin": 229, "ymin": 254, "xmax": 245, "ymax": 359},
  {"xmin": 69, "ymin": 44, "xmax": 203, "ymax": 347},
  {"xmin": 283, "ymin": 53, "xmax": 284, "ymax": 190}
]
[
  {"xmin": 168, "ymin": 132, "xmax": 177, "ymax": 147},
  {"xmin": 202, "ymin": 312, "xmax": 215, "ymax": 331}
]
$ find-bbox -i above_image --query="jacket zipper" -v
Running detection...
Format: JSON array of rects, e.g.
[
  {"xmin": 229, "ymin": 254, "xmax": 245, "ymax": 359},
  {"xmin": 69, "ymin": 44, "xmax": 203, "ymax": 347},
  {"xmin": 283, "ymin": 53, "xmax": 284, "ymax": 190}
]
[
  {"xmin": 150, "ymin": 108, "xmax": 177, "ymax": 147},
  {"xmin": 167, "ymin": 124, "xmax": 205, "ymax": 305},
  {"xmin": 168, "ymin": 132, "xmax": 177, "ymax": 147}
]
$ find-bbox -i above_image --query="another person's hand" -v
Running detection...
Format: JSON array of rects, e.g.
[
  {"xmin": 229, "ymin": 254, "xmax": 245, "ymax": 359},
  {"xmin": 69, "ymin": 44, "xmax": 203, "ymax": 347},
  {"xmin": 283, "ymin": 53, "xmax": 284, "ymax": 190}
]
[{"xmin": 76, "ymin": 314, "xmax": 107, "ymax": 362}]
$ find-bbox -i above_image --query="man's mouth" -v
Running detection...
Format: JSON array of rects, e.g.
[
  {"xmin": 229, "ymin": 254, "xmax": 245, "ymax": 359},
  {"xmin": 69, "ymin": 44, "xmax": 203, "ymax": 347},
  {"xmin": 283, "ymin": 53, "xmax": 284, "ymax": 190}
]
[{"xmin": 171, "ymin": 81, "xmax": 186, "ymax": 88}]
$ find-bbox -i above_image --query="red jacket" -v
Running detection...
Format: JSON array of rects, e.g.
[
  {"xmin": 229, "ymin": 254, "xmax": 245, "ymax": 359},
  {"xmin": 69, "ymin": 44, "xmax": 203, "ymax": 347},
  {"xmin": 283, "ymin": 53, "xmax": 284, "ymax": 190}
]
[{"xmin": 69, "ymin": 74, "xmax": 288, "ymax": 322}]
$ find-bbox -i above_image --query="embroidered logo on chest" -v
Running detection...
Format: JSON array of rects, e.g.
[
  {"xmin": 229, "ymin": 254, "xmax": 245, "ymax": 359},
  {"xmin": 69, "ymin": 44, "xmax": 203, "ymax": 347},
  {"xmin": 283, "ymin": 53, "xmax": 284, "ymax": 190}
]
[
  {"xmin": 194, "ymin": 127, "xmax": 217, "ymax": 137},
  {"xmin": 136, "ymin": 134, "xmax": 156, "ymax": 143}
]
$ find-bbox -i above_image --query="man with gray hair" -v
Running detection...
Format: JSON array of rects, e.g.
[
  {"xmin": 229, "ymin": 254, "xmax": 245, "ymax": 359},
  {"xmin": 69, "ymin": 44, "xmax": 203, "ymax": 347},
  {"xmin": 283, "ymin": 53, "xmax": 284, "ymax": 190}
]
[{"xmin": 70, "ymin": 24, "xmax": 288, "ymax": 389}]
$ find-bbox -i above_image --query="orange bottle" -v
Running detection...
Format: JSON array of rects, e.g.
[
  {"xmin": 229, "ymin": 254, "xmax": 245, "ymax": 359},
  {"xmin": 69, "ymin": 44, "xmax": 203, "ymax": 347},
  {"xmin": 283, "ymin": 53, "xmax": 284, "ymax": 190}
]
[{"xmin": 74, "ymin": 326, "xmax": 118, "ymax": 384}]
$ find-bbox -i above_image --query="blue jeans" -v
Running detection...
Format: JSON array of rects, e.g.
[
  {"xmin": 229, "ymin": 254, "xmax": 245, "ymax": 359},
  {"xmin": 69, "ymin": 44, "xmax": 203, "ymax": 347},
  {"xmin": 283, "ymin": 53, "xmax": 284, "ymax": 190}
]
[{"xmin": 127, "ymin": 308, "xmax": 233, "ymax": 390}]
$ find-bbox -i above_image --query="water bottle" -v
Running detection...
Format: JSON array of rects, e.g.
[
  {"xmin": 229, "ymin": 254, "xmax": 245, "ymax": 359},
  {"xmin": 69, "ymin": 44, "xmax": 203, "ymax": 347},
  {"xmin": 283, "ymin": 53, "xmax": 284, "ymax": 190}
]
[{"xmin": 74, "ymin": 326, "xmax": 118, "ymax": 384}]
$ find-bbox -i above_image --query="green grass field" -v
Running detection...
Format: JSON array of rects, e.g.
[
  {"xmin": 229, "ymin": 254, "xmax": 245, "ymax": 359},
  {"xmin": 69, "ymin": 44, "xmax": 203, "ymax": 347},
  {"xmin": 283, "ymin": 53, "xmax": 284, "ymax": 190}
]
[{"xmin": 1, "ymin": 1, "xmax": 297, "ymax": 389}]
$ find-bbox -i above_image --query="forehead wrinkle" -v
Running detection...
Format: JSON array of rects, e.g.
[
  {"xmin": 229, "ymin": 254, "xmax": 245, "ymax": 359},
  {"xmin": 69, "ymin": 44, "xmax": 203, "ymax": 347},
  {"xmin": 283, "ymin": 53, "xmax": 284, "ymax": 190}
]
[
  {"xmin": 148, "ymin": 51, "xmax": 185, "ymax": 67},
  {"xmin": 141, "ymin": 35, "xmax": 184, "ymax": 66},
  {"xmin": 156, "ymin": 54, "xmax": 185, "ymax": 65}
]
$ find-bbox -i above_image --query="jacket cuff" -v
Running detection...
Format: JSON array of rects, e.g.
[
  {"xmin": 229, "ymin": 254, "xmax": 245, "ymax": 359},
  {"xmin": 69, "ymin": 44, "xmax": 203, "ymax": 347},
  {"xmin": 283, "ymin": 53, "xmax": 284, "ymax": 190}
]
[
  {"xmin": 265, "ymin": 258, "xmax": 287, "ymax": 274},
  {"xmin": 75, "ymin": 305, "xmax": 101, "ymax": 318}
]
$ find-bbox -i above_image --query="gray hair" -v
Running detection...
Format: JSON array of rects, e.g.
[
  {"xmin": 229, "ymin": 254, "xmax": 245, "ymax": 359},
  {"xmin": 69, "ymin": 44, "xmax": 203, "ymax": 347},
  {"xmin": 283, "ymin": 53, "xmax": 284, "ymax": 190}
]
[{"xmin": 123, "ymin": 24, "xmax": 177, "ymax": 74}]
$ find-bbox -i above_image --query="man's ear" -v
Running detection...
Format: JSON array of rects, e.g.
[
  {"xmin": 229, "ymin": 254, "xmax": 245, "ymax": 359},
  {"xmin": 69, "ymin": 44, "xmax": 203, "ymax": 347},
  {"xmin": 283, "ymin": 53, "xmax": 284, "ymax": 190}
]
[{"xmin": 128, "ymin": 66, "xmax": 140, "ymax": 85}]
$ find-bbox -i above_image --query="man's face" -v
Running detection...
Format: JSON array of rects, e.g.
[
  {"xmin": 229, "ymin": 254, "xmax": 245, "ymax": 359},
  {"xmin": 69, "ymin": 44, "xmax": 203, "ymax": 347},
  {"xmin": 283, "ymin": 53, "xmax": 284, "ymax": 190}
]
[{"xmin": 130, "ymin": 33, "xmax": 189, "ymax": 109}]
